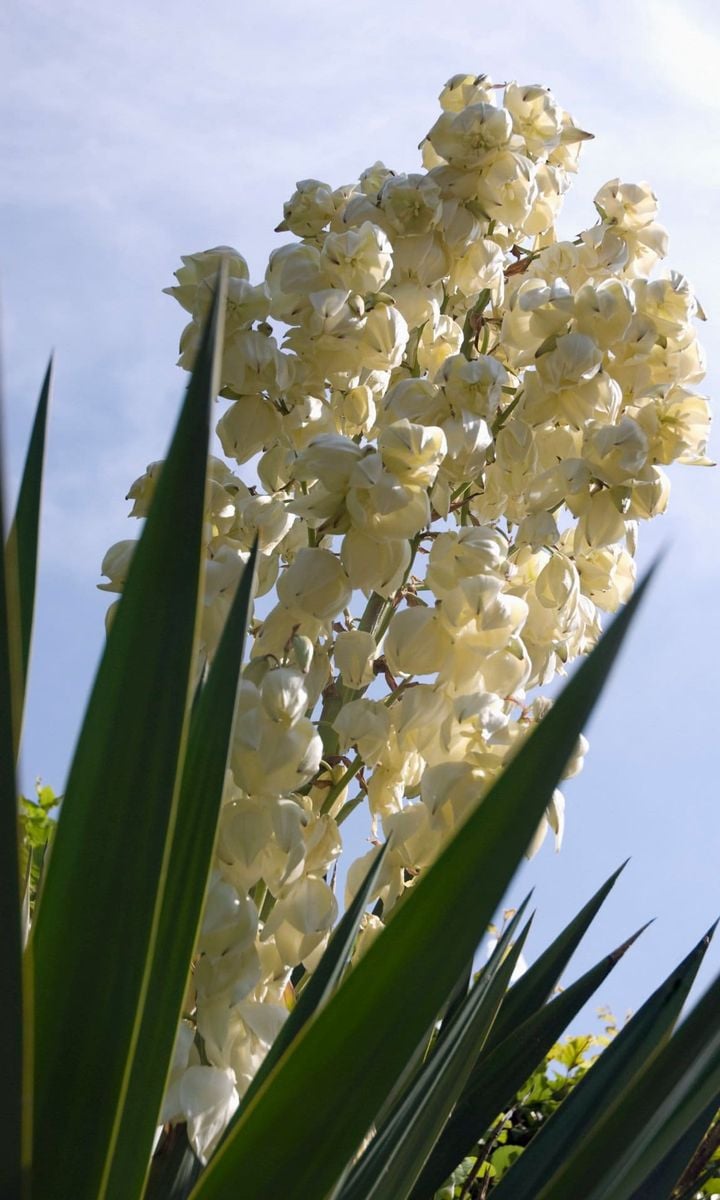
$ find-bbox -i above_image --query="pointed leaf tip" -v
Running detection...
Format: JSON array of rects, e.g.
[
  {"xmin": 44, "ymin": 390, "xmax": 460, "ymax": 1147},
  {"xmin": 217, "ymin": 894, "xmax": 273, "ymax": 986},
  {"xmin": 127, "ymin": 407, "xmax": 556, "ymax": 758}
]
[
  {"xmin": 702, "ymin": 918, "xmax": 720, "ymax": 943},
  {"xmin": 611, "ymin": 920, "xmax": 654, "ymax": 963}
]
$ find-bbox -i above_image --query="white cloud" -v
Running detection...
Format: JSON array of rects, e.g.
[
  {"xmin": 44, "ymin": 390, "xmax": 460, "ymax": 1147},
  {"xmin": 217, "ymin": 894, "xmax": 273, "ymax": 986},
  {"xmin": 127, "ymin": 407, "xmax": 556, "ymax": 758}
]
[
  {"xmin": 2, "ymin": 0, "xmax": 717, "ymax": 581},
  {"xmin": 642, "ymin": 0, "xmax": 720, "ymax": 111}
]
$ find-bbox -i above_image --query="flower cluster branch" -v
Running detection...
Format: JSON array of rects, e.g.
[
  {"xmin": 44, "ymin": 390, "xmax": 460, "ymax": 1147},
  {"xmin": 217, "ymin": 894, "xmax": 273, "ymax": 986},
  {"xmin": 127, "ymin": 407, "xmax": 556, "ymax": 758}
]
[{"xmin": 99, "ymin": 72, "xmax": 711, "ymax": 1159}]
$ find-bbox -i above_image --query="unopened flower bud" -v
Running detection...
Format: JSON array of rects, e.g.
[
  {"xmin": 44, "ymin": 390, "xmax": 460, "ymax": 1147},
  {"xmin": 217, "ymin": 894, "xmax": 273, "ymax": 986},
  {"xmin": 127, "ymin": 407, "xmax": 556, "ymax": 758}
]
[{"xmin": 291, "ymin": 634, "xmax": 314, "ymax": 674}]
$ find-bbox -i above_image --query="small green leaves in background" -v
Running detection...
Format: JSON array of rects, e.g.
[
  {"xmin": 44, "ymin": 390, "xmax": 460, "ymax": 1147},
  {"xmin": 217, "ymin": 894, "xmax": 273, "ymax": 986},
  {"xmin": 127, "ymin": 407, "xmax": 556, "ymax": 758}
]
[{"xmin": 18, "ymin": 781, "xmax": 60, "ymax": 922}]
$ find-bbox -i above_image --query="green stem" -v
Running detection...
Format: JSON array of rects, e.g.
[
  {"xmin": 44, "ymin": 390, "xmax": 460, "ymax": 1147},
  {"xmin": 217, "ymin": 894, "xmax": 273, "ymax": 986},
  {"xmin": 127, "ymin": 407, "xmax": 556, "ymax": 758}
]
[
  {"xmin": 251, "ymin": 879, "xmax": 267, "ymax": 913},
  {"xmin": 260, "ymin": 887, "xmax": 276, "ymax": 923},
  {"xmin": 491, "ymin": 389, "xmax": 522, "ymax": 436},
  {"xmin": 373, "ymin": 601, "xmax": 397, "ymax": 645},
  {"xmin": 374, "ymin": 531, "xmax": 425, "ymax": 644},
  {"xmin": 450, "ymin": 480, "xmax": 473, "ymax": 505},
  {"xmin": 357, "ymin": 590, "xmax": 386, "ymax": 635},
  {"xmin": 320, "ymin": 755, "xmax": 364, "ymax": 816},
  {"xmin": 460, "ymin": 288, "xmax": 492, "ymax": 359},
  {"xmin": 384, "ymin": 676, "xmax": 416, "ymax": 707}
]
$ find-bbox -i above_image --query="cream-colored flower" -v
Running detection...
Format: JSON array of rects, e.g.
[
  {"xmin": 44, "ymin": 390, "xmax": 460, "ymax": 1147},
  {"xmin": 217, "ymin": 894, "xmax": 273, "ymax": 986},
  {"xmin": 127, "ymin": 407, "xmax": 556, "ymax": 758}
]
[
  {"xmin": 277, "ymin": 548, "xmax": 352, "ymax": 620},
  {"xmin": 340, "ymin": 528, "xmax": 411, "ymax": 597},
  {"xmin": 384, "ymin": 605, "xmax": 452, "ymax": 677},
  {"xmin": 334, "ymin": 629, "xmax": 377, "ymax": 689},
  {"xmin": 321, "ymin": 222, "xmax": 393, "ymax": 294}
]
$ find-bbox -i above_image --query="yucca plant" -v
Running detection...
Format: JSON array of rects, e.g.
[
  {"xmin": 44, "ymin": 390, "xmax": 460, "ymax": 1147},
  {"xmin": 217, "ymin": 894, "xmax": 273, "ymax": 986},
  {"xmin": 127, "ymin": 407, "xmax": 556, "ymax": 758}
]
[{"xmin": 3, "ymin": 278, "xmax": 719, "ymax": 1200}]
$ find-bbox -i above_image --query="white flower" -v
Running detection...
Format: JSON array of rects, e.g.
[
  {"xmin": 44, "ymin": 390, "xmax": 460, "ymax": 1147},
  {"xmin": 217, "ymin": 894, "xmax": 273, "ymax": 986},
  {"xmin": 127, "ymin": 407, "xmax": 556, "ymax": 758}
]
[
  {"xmin": 334, "ymin": 629, "xmax": 377, "ymax": 689},
  {"xmin": 179, "ymin": 1066, "xmax": 239, "ymax": 1164},
  {"xmin": 321, "ymin": 222, "xmax": 393, "ymax": 294},
  {"xmin": 277, "ymin": 548, "xmax": 352, "ymax": 620},
  {"xmin": 97, "ymin": 540, "xmax": 137, "ymax": 593},
  {"xmin": 384, "ymin": 606, "xmax": 451, "ymax": 677}
]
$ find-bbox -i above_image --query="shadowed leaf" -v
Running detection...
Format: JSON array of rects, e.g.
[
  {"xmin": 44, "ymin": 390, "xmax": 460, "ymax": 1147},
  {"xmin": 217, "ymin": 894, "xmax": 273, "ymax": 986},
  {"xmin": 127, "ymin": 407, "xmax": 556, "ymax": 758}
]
[
  {"xmin": 30, "ymin": 273, "xmax": 227, "ymax": 1200},
  {"xmin": 6, "ymin": 357, "xmax": 52, "ymax": 722}
]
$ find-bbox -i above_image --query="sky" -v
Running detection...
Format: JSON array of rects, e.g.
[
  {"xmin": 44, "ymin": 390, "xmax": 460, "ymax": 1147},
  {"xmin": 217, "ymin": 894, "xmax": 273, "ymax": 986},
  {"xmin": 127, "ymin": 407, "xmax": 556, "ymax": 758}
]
[{"xmin": 2, "ymin": 0, "xmax": 719, "ymax": 1031}]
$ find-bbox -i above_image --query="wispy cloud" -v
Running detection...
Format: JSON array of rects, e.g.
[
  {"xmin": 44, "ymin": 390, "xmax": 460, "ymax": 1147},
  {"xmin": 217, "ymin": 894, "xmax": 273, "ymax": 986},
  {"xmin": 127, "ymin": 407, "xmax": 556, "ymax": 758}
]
[{"xmin": 1, "ymin": 0, "xmax": 717, "ymax": 579}]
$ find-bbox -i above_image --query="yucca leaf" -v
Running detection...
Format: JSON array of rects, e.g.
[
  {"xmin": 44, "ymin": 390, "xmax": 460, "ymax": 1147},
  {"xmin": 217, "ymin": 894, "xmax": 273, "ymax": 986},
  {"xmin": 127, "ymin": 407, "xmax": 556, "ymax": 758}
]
[
  {"xmin": 436, "ymin": 957, "xmax": 474, "ymax": 1046},
  {"xmin": 487, "ymin": 859, "xmax": 628, "ymax": 1052},
  {"xmin": 226, "ymin": 837, "xmax": 392, "ymax": 1134},
  {"xmin": 30, "ymin": 274, "xmax": 227, "ymax": 1200},
  {"xmin": 433, "ymin": 895, "xmax": 533, "ymax": 1057},
  {"xmin": 101, "ymin": 540, "xmax": 258, "ymax": 1200},
  {"xmin": 332, "ymin": 913, "xmax": 530, "ymax": 1200},
  {"xmin": 411, "ymin": 925, "xmax": 646, "ymax": 1199},
  {"xmin": 190, "ymin": 569, "xmax": 651, "ymax": 1200},
  {"xmin": 0, "ymin": 367, "xmax": 27, "ymax": 1197},
  {"xmin": 334, "ymin": 908, "xmax": 532, "ymax": 1200},
  {"xmin": 337, "ymin": 903, "xmax": 533, "ymax": 1200},
  {"xmin": 5, "ymin": 358, "xmax": 52, "ymax": 720},
  {"xmin": 629, "ymin": 1091, "xmax": 720, "ymax": 1200},
  {"xmin": 535, "ymin": 958, "xmax": 720, "ymax": 1200},
  {"xmin": 493, "ymin": 925, "xmax": 714, "ymax": 1199}
]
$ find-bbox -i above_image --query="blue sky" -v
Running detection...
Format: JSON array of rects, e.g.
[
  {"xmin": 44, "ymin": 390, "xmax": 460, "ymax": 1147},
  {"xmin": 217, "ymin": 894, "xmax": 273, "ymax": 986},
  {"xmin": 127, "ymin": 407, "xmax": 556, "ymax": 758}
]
[{"xmin": 2, "ymin": 0, "xmax": 719, "ymax": 1028}]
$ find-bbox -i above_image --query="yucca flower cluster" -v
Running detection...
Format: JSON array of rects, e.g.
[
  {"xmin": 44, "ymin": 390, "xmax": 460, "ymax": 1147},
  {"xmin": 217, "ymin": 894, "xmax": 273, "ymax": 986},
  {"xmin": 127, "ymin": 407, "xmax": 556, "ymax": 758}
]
[{"xmin": 99, "ymin": 72, "xmax": 711, "ymax": 1159}]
